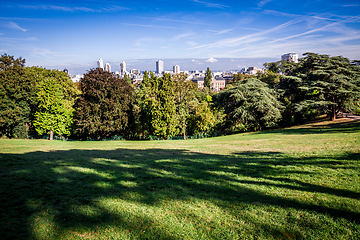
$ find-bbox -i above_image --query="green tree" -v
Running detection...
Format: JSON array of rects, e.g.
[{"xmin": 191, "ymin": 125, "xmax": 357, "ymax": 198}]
[
  {"xmin": 215, "ymin": 78, "xmax": 284, "ymax": 131},
  {"xmin": 0, "ymin": 54, "xmax": 37, "ymax": 138},
  {"xmin": 204, "ymin": 67, "xmax": 212, "ymax": 89},
  {"xmin": 173, "ymin": 74, "xmax": 198, "ymax": 139},
  {"xmin": 288, "ymin": 53, "xmax": 360, "ymax": 121},
  {"xmin": 74, "ymin": 68, "xmax": 134, "ymax": 140},
  {"xmin": 33, "ymin": 78, "xmax": 75, "ymax": 140},
  {"xmin": 139, "ymin": 73, "xmax": 178, "ymax": 139}
]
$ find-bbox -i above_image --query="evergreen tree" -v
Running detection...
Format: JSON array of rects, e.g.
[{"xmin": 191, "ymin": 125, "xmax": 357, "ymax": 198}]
[
  {"xmin": 288, "ymin": 53, "xmax": 360, "ymax": 120},
  {"xmin": 215, "ymin": 78, "xmax": 284, "ymax": 131},
  {"xmin": 204, "ymin": 67, "xmax": 212, "ymax": 89}
]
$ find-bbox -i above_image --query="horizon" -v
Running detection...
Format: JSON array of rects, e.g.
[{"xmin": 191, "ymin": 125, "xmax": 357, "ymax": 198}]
[{"xmin": 1, "ymin": 0, "xmax": 359, "ymax": 75}]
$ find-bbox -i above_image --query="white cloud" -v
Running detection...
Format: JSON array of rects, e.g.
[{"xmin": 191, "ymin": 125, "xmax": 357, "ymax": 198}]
[
  {"xmin": 173, "ymin": 33, "xmax": 193, "ymax": 40},
  {"xmin": 7, "ymin": 22, "xmax": 27, "ymax": 32},
  {"xmin": 258, "ymin": 0, "xmax": 273, "ymax": 8},
  {"xmin": 193, "ymin": 0, "xmax": 229, "ymax": 8},
  {"xmin": 209, "ymin": 29, "xmax": 234, "ymax": 34},
  {"xmin": 187, "ymin": 41, "xmax": 198, "ymax": 47},
  {"xmin": 206, "ymin": 57, "xmax": 218, "ymax": 63}
]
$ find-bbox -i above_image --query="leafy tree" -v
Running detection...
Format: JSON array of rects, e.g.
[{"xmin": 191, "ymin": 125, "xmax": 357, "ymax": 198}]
[
  {"xmin": 0, "ymin": 54, "xmax": 37, "ymax": 138},
  {"xmin": 287, "ymin": 53, "xmax": 360, "ymax": 121},
  {"xmin": 204, "ymin": 67, "xmax": 212, "ymax": 89},
  {"xmin": 173, "ymin": 75, "xmax": 198, "ymax": 139},
  {"xmin": 263, "ymin": 60, "xmax": 298, "ymax": 75},
  {"xmin": 215, "ymin": 78, "xmax": 284, "ymax": 131},
  {"xmin": 33, "ymin": 78, "xmax": 75, "ymax": 140},
  {"xmin": 138, "ymin": 73, "xmax": 178, "ymax": 139},
  {"xmin": 74, "ymin": 68, "xmax": 134, "ymax": 140}
]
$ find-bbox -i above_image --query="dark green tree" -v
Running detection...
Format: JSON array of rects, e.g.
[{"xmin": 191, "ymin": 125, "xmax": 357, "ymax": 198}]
[
  {"xmin": 215, "ymin": 78, "xmax": 284, "ymax": 131},
  {"xmin": 286, "ymin": 53, "xmax": 360, "ymax": 121},
  {"xmin": 204, "ymin": 67, "xmax": 212, "ymax": 89},
  {"xmin": 0, "ymin": 54, "xmax": 36, "ymax": 138},
  {"xmin": 73, "ymin": 68, "xmax": 134, "ymax": 140}
]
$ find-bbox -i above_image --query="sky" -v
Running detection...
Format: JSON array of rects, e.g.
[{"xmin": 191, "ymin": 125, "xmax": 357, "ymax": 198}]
[{"xmin": 1, "ymin": 0, "xmax": 360, "ymax": 74}]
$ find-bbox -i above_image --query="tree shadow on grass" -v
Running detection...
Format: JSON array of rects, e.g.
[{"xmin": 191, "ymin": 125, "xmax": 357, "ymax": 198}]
[
  {"xmin": 0, "ymin": 147, "xmax": 359, "ymax": 239},
  {"xmin": 258, "ymin": 120, "xmax": 360, "ymax": 135}
]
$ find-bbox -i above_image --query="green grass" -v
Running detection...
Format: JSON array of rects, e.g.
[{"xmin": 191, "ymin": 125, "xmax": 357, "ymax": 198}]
[{"xmin": 1, "ymin": 119, "xmax": 360, "ymax": 239}]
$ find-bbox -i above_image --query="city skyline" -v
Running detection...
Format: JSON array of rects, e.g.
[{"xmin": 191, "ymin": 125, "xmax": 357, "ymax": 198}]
[{"xmin": 1, "ymin": 0, "xmax": 359, "ymax": 74}]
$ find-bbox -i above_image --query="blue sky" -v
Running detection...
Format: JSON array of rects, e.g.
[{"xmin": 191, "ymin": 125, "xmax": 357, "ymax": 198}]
[{"xmin": 1, "ymin": 0, "xmax": 360, "ymax": 74}]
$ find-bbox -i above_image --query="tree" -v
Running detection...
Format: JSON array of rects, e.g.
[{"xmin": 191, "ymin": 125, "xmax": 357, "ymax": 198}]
[
  {"xmin": 215, "ymin": 78, "xmax": 284, "ymax": 131},
  {"xmin": 173, "ymin": 74, "xmax": 198, "ymax": 139},
  {"xmin": 288, "ymin": 53, "xmax": 360, "ymax": 121},
  {"xmin": 0, "ymin": 54, "xmax": 37, "ymax": 138},
  {"xmin": 73, "ymin": 68, "xmax": 134, "ymax": 140},
  {"xmin": 33, "ymin": 78, "xmax": 75, "ymax": 140},
  {"xmin": 138, "ymin": 73, "xmax": 178, "ymax": 139},
  {"xmin": 204, "ymin": 67, "xmax": 212, "ymax": 89}
]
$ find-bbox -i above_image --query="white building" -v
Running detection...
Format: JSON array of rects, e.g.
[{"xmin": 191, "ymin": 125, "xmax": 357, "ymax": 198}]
[
  {"xmin": 105, "ymin": 63, "xmax": 111, "ymax": 73},
  {"xmin": 130, "ymin": 69, "xmax": 140, "ymax": 75},
  {"xmin": 173, "ymin": 65, "xmax": 180, "ymax": 74},
  {"xmin": 97, "ymin": 59, "xmax": 104, "ymax": 70},
  {"xmin": 281, "ymin": 53, "xmax": 298, "ymax": 63},
  {"xmin": 156, "ymin": 60, "xmax": 164, "ymax": 74},
  {"xmin": 120, "ymin": 61, "xmax": 126, "ymax": 75}
]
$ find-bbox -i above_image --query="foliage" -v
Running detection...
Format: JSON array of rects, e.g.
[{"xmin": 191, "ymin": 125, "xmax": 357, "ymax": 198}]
[
  {"xmin": 33, "ymin": 78, "xmax": 75, "ymax": 139},
  {"xmin": 0, "ymin": 54, "xmax": 36, "ymax": 138},
  {"xmin": 173, "ymin": 74, "xmax": 198, "ymax": 138},
  {"xmin": 73, "ymin": 68, "xmax": 134, "ymax": 140},
  {"xmin": 263, "ymin": 59, "xmax": 298, "ymax": 74},
  {"xmin": 204, "ymin": 67, "xmax": 212, "ymax": 89},
  {"xmin": 138, "ymin": 73, "xmax": 178, "ymax": 139},
  {"xmin": 285, "ymin": 53, "xmax": 360, "ymax": 121},
  {"xmin": 215, "ymin": 78, "xmax": 284, "ymax": 131}
]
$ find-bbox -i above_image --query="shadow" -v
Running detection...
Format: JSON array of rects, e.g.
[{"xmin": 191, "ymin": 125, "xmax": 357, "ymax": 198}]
[
  {"xmin": 257, "ymin": 120, "xmax": 360, "ymax": 135},
  {"xmin": 1, "ymin": 147, "xmax": 360, "ymax": 239}
]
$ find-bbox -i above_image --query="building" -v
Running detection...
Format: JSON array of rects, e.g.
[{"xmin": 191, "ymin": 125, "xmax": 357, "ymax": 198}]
[
  {"xmin": 173, "ymin": 65, "xmax": 180, "ymax": 74},
  {"xmin": 105, "ymin": 63, "xmax": 111, "ymax": 73},
  {"xmin": 130, "ymin": 69, "xmax": 140, "ymax": 75},
  {"xmin": 97, "ymin": 59, "xmax": 104, "ymax": 70},
  {"xmin": 120, "ymin": 61, "xmax": 126, "ymax": 75},
  {"xmin": 281, "ymin": 53, "xmax": 298, "ymax": 63},
  {"xmin": 156, "ymin": 60, "xmax": 164, "ymax": 74}
]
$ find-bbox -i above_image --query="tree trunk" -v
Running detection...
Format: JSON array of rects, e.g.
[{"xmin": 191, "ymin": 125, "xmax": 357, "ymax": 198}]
[
  {"xmin": 50, "ymin": 130, "xmax": 54, "ymax": 141},
  {"xmin": 330, "ymin": 105, "xmax": 336, "ymax": 121}
]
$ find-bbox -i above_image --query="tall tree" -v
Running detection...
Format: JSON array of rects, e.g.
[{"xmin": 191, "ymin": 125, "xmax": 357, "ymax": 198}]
[
  {"xmin": 74, "ymin": 68, "xmax": 134, "ymax": 140},
  {"xmin": 215, "ymin": 78, "xmax": 284, "ymax": 131},
  {"xmin": 0, "ymin": 54, "xmax": 37, "ymax": 138},
  {"xmin": 33, "ymin": 78, "xmax": 75, "ymax": 140},
  {"xmin": 173, "ymin": 74, "xmax": 198, "ymax": 139},
  {"xmin": 204, "ymin": 67, "xmax": 212, "ymax": 89},
  {"xmin": 288, "ymin": 53, "xmax": 360, "ymax": 120}
]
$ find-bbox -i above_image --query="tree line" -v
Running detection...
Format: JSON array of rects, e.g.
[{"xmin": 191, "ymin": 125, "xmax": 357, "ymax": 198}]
[{"xmin": 1, "ymin": 52, "xmax": 359, "ymax": 140}]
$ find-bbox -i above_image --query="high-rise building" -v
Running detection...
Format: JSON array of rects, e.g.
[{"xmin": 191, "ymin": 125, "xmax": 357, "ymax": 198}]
[
  {"xmin": 173, "ymin": 65, "xmax": 180, "ymax": 74},
  {"xmin": 120, "ymin": 61, "xmax": 126, "ymax": 75},
  {"xmin": 156, "ymin": 60, "xmax": 164, "ymax": 74},
  {"xmin": 105, "ymin": 63, "xmax": 111, "ymax": 73},
  {"xmin": 281, "ymin": 53, "xmax": 298, "ymax": 63},
  {"xmin": 97, "ymin": 59, "xmax": 104, "ymax": 70}
]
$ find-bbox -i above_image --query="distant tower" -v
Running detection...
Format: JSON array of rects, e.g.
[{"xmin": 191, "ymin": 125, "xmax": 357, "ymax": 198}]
[
  {"xmin": 173, "ymin": 65, "xmax": 180, "ymax": 74},
  {"xmin": 97, "ymin": 59, "xmax": 104, "ymax": 70},
  {"xmin": 281, "ymin": 53, "xmax": 298, "ymax": 63},
  {"xmin": 63, "ymin": 68, "xmax": 69, "ymax": 74},
  {"xmin": 105, "ymin": 63, "xmax": 111, "ymax": 73},
  {"xmin": 156, "ymin": 60, "xmax": 164, "ymax": 74},
  {"xmin": 120, "ymin": 61, "xmax": 126, "ymax": 75}
]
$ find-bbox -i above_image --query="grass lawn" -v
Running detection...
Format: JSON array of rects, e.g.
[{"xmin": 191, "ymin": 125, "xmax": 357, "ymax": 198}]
[{"xmin": 1, "ymin": 118, "xmax": 360, "ymax": 239}]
